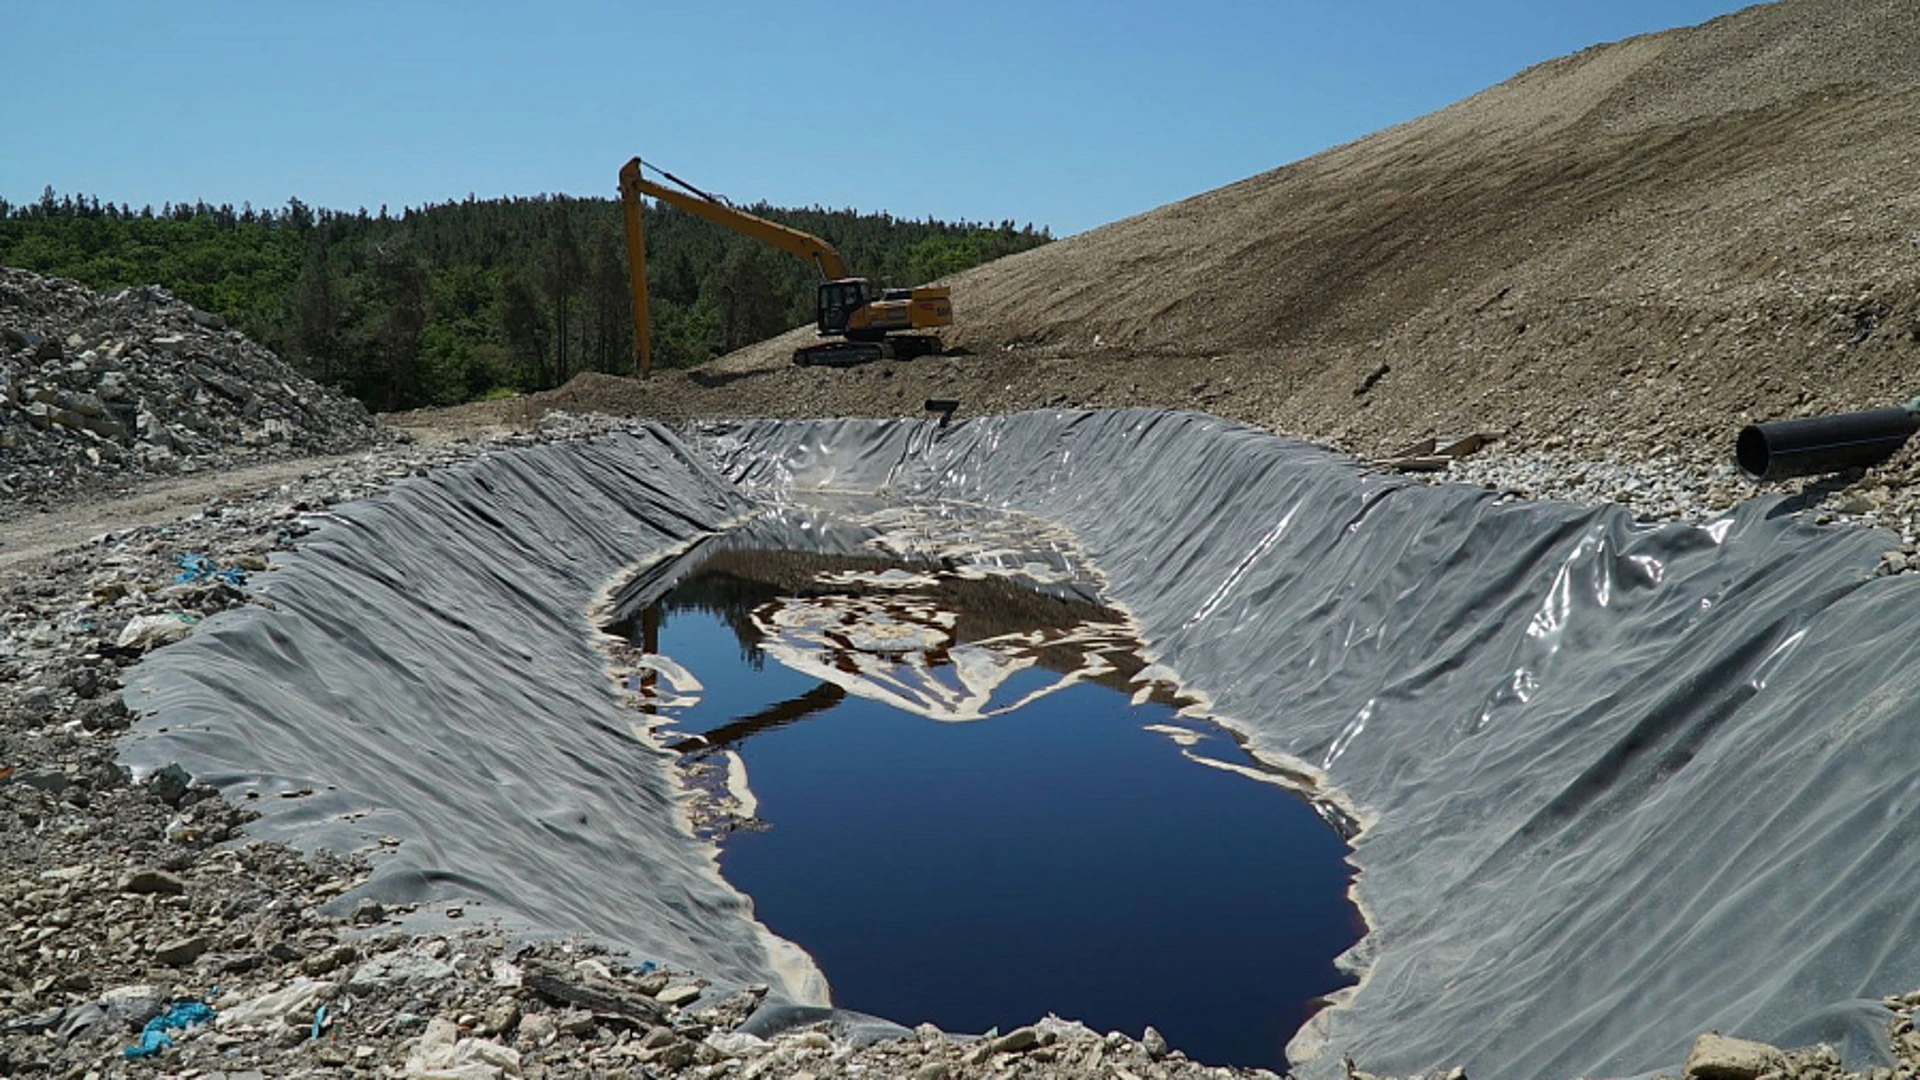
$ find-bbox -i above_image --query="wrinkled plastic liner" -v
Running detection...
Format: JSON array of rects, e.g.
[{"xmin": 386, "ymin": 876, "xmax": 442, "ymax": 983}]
[
  {"xmin": 122, "ymin": 430, "xmax": 791, "ymax": 992},
  {"xmin": 124, "ymin": 411, "xmax": 1920, "ymax": 1080}
]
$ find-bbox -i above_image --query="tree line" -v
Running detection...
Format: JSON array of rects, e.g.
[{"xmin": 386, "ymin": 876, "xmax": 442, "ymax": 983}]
[{"xmin": 0, "ymin": 186, "xmax": 1050, "ymax": 411}]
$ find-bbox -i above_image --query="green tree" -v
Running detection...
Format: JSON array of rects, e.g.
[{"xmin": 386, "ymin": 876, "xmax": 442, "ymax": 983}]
[
  {"xmin": 288, "ymin": 243, "xmax": 342, "ymax": 384},
  {"xmin": 650, "ymin": 296, "xmax": 720, "ymax": 370},
  {"xmin": 587, "ymin": 228, "xmax": 631, "ymax": 375},
  {"xmin": 423, "ymin": 264, "xmax": 502, "ymax": 401},
  {"xmin": 908, "ymin": 234, "xmax": 989, "ymax": 282},
  {"xmin": 703, "ymin": 242, "xmax": 789, "ymax": 353},
  {"xmin": 0, "ymin": 185, "xmax": 1051, "ymax": 410},
  {"xmin": 499, "ymin": 272, "xmax": 549, "ymax": 388},
  {"xmin": 541, "ymin": 201, "xmax": 584, "ymax": 385},
  {"xmin": 357, "ymin": 242, "xmax": 429, "ymax": 410}
]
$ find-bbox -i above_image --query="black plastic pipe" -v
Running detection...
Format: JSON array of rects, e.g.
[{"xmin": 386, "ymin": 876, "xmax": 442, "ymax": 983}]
[{"xmin": 1736, "ymin": 407, "xmax": 1920, "ymax": 481}]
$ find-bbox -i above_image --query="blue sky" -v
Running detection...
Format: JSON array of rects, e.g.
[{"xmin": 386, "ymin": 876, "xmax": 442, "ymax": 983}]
[{"xmin": 4, "ymin": 1, "xmax": 1762, "ymax": 237}]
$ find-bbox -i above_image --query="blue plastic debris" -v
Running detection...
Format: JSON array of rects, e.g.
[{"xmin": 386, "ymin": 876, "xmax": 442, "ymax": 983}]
[
  {"xmin": 311, "ymin": 1003, "xmax": 328, "ymax": 1040},
  {"xmin": 174, "ymin": 553, "xmax": 246, "ymax": 587},
  {"xmin": 123, "ymin": 1000, "xmax": 214, "ymax": 1059}
]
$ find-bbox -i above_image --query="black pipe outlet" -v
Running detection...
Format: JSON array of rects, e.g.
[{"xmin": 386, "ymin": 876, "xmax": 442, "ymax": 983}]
[{"xmin": 1736, "ymin": 407, "xmax": 1920, "ymax": 482}]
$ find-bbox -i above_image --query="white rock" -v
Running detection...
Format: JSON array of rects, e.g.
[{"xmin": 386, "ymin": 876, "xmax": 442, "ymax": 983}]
[
  {"xmin": 516, "ymin": 1012, "xmax": 557, "ymax": 1047},
  {"xmin": 98, "ymin": 983, "xmax": 164, "ymax": 1027},
  {"xmin": 348, "ymin": 950, "xmax": 457, "ymax": 993},
  {"xmin": 571, "ymin": 958, "xmax": 614, "ymax": 981},
  {"xmin": 405, "ymin": 1016, "xmax": 522, "ymax": 1079},
  {"xmin": 781, "ymin": 1030, "xmax": 832, "ymax": 1051},
  {"xmin": 705, "ymin": 1030, "xmax": 770, "ymax": 1058},
  {"xmin": 655, "ymin": 982, "xmax": 703, "ymax": 1007},
  {"xmin": 1684, "ymin": 1031, "xmax": 1784, "ymax": 1080}
]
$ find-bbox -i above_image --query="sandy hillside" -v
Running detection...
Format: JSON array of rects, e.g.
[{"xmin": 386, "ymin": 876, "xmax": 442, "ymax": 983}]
[{"xmin": 522, "ymin": 0, "xmax": 1920, "ymax": 508}]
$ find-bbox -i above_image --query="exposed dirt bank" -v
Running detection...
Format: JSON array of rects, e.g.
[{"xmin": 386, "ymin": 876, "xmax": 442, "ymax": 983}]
[{"xmin": 501, "ymin": 0, "xmax": 1920, "ymax": 549}]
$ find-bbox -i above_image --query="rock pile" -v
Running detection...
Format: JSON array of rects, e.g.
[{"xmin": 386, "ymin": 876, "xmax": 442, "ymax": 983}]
[{"xmin": 0, "ymin": 267, "xmax": 377, "ymax": 510}]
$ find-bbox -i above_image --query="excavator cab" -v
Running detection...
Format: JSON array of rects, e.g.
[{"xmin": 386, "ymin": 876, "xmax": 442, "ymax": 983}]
[
  {"xmin": 796, "ymin": 274, "xmax": 949, "ymax": 365},
  {"xmin": 816, "ymin": 278, "xmax": 875, "ymax": 336}
]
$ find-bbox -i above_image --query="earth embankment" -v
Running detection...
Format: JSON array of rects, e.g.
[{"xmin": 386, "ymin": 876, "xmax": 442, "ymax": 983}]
[{"xmin": 533, "ymin": 0, "xmax": 1920, "ymax": 530}]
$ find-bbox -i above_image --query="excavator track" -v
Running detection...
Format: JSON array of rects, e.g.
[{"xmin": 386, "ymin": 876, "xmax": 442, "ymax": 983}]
[
  {"xmin": 793, "ymin": 341, "xmax": 886, "ymax": 367},
  {"xmin": 886, "ymin": 335, "xmax": 943, "ymax": 360},
  {"xmin": 792, "ymin": 335, "xmax": 941, "ymax": 368}
]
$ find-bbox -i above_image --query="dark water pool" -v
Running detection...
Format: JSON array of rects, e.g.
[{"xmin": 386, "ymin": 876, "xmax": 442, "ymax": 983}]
[{"xmin": 613, "ymin": 545, "xmax": 1362, "ymax": 1070}]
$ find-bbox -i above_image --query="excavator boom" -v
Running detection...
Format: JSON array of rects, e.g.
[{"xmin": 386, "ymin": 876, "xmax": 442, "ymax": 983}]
[
  {"xmin": 619, "ymin": 158, "xmax": 851, "ymax": 280},
  {"xmin": 622, "ymin": 157, "xmax": 854, "ymax": 376},
  {"xmin": 620, "ymin": 156, "xmax": 950, "ymax": 376}
]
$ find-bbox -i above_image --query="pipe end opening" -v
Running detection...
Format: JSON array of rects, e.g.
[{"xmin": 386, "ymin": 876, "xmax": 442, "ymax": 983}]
[{"xmin": 1736, "ymin": 425, "xmax": 1772, "ymax": 482}]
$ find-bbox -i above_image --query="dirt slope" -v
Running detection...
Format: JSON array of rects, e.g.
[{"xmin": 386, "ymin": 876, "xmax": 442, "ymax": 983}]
[{"xmin": 536, "ymin": 0, "xmax": 1920, "ymax": 506}]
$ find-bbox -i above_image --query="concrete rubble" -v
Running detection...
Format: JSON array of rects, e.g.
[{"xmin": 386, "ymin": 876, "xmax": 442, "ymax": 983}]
[{"xmin": 0, "ymin": 268, "xmax": 376, "ymax": 510}]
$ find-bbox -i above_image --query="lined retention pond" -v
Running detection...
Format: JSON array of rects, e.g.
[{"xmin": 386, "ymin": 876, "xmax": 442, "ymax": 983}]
[{"xmin": 607, "ymin": 510, "xmax": 1365, "ymax": 1070}]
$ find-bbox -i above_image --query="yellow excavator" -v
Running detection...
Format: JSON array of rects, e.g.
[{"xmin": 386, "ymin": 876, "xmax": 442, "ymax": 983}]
[{"xmin": 619, "ymin": 156, "xmax": 953, "ymax": 375}]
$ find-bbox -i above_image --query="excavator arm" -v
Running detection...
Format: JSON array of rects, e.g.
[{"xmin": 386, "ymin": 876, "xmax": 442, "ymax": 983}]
[{"xmin": 620, "ymin": 156, "xmax": 851, "ymax": 377}]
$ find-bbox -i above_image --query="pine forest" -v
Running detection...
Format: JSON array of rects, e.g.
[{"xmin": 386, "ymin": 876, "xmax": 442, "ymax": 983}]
[{"xmin": 0, "ymin": 188, "xmax": 1050, "ymax": 411}]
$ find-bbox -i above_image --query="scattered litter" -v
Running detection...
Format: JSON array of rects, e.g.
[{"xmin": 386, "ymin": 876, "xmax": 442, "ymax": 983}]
[
  {"xmin": 123, "ymin": 1000, "xmax": 215, "ymax": 1060},
  {"xmin": 55, "ymin": 1003, "xmax": 111, "ymax": 1042},
  {"xmin": 216, "ymin": 977, "xmax": 331, "ymax": 1031},
  {"xmin": 115, "ymin": 612, "xmax": 198, "ymax": 649},
  {"xmin": 2, "ymin": 1006, "xmax": 66, "ymax": 1036},
  {"xmin": 174, "ymin": 552, "xmax": 247, "ymax": 587}
]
